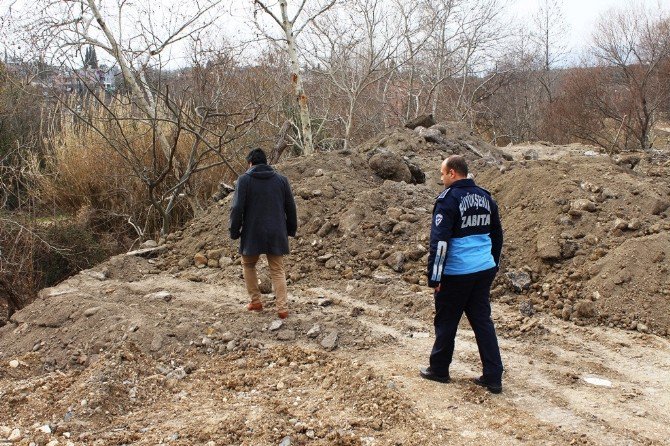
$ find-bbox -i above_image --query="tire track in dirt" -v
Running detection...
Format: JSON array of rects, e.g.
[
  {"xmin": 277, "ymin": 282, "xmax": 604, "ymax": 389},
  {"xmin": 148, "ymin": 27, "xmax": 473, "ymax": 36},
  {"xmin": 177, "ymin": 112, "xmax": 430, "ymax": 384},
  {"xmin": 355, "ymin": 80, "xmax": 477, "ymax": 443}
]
[
  {"xmin": 307, "ymin": 284, "xmax": 670, "ymax": 446},
  {"xmin": 3, "ymin": 269, "xmax": 669, "ymax": 445}
]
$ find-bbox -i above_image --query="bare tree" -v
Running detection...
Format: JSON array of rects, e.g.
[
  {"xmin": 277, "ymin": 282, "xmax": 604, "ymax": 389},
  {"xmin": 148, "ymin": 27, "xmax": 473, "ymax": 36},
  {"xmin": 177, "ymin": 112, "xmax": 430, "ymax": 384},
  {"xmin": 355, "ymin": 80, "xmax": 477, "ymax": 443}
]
[
  {"xmin": 422, "ymin": 0, "xmax": 466, "ymax": 117},
  {"xmin": 307, "ymin": 0, "xmax": 404, "ymax": 150},
  {"xmin": 451, "ymin": 0, "xmax": 508, "ymax": 125},
  {"xmin": 420, "ymin": 0, "xmax": 508, "ymax": 123},
  {"xmin": 478, "ymin": 26, "xmax": 546, "ymax": 144},
  {"xmin": 395, "ymin": 0, "xmax": 431, "ymax": 121},
  {"xmin": 590, "ymin": 3, "xmax": 670, "ymax": 150},
  {"xmin": 532, "ymin": 0, "xmax": 570, "ymax": 103},
  {"xmin": 252, "ymin": 0, "xmax": 336, "ymax": 156},
  {"xmin": 15, "ymin": 1, "xmax": 267, "ymax": 235}
]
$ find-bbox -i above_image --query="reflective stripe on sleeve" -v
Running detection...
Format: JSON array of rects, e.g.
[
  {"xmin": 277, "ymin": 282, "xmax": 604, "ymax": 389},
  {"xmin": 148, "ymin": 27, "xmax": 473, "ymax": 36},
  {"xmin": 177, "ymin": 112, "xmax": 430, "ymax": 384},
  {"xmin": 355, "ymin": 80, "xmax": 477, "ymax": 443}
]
[{"xmin": 431, "ymin": 241, "xmax": 448, "ymax": 281}]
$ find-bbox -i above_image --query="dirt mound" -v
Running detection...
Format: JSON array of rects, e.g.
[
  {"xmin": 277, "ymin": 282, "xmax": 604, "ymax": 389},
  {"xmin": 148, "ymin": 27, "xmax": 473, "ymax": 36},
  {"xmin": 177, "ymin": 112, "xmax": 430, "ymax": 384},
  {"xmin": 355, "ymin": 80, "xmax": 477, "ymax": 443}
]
[
  {"xmin": 478, "ymin": 153, "xmax": 670, "ymax": 335},
  {"xmin": 2, "ymin": 126, "xmax": 670, "ymax": 445},
  {"xmin": 160, "ymin": 126, "xmax": 506, "ymax": 319},
  {"xmin": 1, "ymin": 340, "xmax": 430, "ymax": 445},
  {"xmin": 161, "ymin": 128, "xmax": 670, "ymax": 336},
  {"xmin": 0, "ymin": 258, "xmax": 379, "ymax": 370}
]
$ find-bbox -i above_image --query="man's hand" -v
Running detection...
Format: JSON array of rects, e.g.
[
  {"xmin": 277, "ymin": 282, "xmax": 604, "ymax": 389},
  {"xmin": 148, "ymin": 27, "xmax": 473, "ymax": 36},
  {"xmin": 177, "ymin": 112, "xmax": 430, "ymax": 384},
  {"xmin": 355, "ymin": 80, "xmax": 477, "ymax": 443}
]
[{"xmin": 434, "ymin": 283, "xmax": 441, "ymax": 292}]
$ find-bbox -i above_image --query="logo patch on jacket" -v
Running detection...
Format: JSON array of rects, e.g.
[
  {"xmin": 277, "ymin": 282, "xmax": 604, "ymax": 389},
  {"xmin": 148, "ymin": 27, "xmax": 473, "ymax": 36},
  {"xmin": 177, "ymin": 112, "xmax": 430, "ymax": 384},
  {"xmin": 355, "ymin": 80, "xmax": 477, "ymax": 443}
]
[{"xmin": 435, "ymin": 214, "xmax": 443, "ymax": 226}]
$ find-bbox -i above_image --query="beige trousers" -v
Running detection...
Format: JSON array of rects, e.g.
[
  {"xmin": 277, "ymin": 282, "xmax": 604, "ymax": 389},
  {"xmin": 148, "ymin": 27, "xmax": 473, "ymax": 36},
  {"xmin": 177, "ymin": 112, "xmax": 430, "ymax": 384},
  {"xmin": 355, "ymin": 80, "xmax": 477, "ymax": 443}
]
[{"xmin": 241, "ymin": 254, "xmax": 288, "ymax": 312}]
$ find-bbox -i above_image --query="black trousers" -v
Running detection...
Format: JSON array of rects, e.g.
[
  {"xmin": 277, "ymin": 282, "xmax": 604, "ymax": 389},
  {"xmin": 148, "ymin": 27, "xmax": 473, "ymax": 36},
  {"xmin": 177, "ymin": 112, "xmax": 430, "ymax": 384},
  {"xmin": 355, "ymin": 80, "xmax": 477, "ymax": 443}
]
[{"xmin": 429, "ymin": 267, "xmax": 503, "ymax": 382}]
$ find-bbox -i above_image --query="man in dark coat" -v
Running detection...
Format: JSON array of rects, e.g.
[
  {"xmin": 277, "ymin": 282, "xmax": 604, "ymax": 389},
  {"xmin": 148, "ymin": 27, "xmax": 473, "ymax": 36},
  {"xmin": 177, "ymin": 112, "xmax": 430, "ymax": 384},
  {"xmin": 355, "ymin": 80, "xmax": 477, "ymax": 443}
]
[
  {"xmin": 229, "ymin": 148, "xmax": 297, "ymax": 319},
  {"xmin": 420, "ymin": 155, "xmax": 504, "ymax": 394}
]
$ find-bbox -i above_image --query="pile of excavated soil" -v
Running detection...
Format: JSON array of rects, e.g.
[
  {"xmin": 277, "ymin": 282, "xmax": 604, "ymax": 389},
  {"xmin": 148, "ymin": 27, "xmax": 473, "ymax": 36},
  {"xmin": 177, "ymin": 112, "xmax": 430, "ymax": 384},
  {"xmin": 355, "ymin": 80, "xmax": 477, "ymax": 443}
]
[
  {"xmin": 161, "ymin": 127, "xmax": 670, "ymax": 336},
  {"xmin": 0, "ymin": 260, "xmax": 415, "ymax": 444},
  {"xmin": 0, "ymin": 260, "xmax": 380, "ymax": 371},
  {"xmin": 1, "ymin": 340, "xmax": 431, "ymax": 445},
  {"xmin": 2, "ymin": 125, "xmax": 670, "ymax": 445},
  {"xmin": 160, "ymin": 126, "xmax": 506, "ymax": 316},
  {"xmin": 478, "ymin": 152, "xmax": 670, "ymax": 335}
]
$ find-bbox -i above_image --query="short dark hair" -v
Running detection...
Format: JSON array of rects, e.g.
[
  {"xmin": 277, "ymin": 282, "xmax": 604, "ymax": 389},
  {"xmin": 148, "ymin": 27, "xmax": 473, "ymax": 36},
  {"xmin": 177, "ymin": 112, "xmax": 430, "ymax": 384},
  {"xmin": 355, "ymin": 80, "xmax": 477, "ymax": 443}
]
[
  {"xmin": 446, "ymin": 155, "xmax": 468, "ymax": 176},
  {"xmin": 246, "ymin": 148, "xmax": 267, "ymax": 165}
]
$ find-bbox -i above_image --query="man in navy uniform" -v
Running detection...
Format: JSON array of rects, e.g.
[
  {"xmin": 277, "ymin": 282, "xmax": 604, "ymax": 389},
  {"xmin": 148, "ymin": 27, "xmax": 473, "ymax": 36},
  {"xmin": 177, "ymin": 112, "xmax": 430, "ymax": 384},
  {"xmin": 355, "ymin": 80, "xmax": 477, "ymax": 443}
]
[{"xmin": 420, "ymin": 155, "xmax": 504, "ymax": 393}]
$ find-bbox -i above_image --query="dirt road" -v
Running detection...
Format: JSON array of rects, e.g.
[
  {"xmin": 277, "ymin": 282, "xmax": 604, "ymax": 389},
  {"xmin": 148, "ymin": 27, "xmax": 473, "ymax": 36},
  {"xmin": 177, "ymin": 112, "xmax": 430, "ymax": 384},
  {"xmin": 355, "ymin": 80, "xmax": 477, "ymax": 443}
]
[{"xmin": 2, "ymin": 264, "xmax": 668, "ymax": 445}]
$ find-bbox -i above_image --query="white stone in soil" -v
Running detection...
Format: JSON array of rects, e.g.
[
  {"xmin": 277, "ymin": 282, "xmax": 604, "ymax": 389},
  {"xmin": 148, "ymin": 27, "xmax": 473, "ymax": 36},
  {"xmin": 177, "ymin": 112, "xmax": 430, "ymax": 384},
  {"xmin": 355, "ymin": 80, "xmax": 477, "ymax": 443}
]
[
  {"xmin": 269, "ymin": 320, "xmax": 283, "ymax": 331},
  {"xmin": 582, "ymin": 376, "xmax": 612, "ymax": 387},
  {"xmin": 8, "ymin": 428, "xmax": 21, "ymax": 441}
]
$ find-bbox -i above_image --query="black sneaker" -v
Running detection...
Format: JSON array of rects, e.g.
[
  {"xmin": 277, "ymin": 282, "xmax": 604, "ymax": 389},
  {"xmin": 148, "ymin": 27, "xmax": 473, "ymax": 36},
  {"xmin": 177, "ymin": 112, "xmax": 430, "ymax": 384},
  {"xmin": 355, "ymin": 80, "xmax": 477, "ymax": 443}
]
[
  {"xmin": 472, "ymin": 376, "xmax": 502, "ymax": 394},
  {"xmin": 419, "ymin": 367, "xmax": 450, "ymax": 383}
]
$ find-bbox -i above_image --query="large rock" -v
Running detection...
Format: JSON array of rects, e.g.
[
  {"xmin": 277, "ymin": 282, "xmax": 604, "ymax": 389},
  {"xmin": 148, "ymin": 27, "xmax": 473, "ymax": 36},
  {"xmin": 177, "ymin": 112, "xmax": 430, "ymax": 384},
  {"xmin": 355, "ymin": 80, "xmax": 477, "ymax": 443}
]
[
  {"xmin": 368, "ymin": 150, "xmax": 413, "ymax": 183},
  {"xmin": 8, "ymin": 429, "xmax": 21, "ymax": 441},
  {"xmin": 206, "ymin": 248, "xmax": 224, "ymax": 259},
  {"xmin": 321, "ymin": 331, "xmax": 339, "ymax": 350},
  {"xmin": 317, "ymin": 221, "xmax": 335, "ymax": 237},
  {"xmin": 651, "ymin": 199, "xmax": 669, "ymax": 215},
  {"xmin": 83, "ymin": 307, "xmax": 101, "ymax": 317},
  {"xmin": 613, "ymin": 154, "xmax": 641, "ymax": 169},
  {"xmin": 561, "ymin": 240, "xmax": 579, "ymax": 259},
  {"xmin": 307, "ymin": 324, "xmax": 321, "ymax": 338},
  {"xmin": 522, "ymin": 149, "xmax": 539, "ymax": 160},
  {"xmin": 570, "ymin": 199, "xmax": 597, "ymax": 213},
  {"xmin": 506, "ymin": 270, "xmax": 532, "ymax": 292},
  {"xmin": 575, "ymin": 300, "xmax": 597, "ymax": 318},
  {"xmin": 406, "ymin": 160, "xmax": 426, "ymax": 184},
  {"xmin": 613, "ymin": 218, "xmax": 629, "ymax": 230},
  {"xmin": 144, "ymin": 291, "xmax": 173, "ymax": 302},
  {"xmin": 142, "ymin": 239, "xmax": 158, "ymax": 248},
  {"xmin": 417, "ymin": 127, "xmax": 444, "ymax": 144},
  {"xmin": 211, "ymin": 182, "xmax": 235, "ymax": 201},
  {"xmin": 536, "ymin": 233, "xmax": 561, "ymax": 261},
  {"xmin": 339, "ymin": 206, "xmax": 367, "ymax": 232},
  {"xmin": 404, "ymin": 114, "xmax": 436, "ymax": 130},
  {"xmin": 269, "ymin": 320, "xmax": 283, "ymax": 331},
  {"xmin": 193, "ymin": 252, "xmax": 208, "ymax": 267},
  {"xmin": 276, "ymin": 329, "xmax": 296, "ymax": 341},
  {"xmin": 258, "ymin": 274, "xmax": 273, "ymax": 294},
  {"xmin": 386, "ymin": 252, "xmax": 405, "ymax": 272}
]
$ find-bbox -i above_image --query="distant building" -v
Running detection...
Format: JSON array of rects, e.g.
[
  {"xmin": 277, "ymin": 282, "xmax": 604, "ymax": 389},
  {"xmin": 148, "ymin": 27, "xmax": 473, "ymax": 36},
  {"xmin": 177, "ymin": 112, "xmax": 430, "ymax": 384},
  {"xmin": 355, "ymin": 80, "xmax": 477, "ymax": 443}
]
[
  {"xmin": 2, "ymin": 53, "xmax": 119, "ymax": 96},
  {"xmin": 75, "ymin": 64, "xmax": 120, "ymax": 94}
]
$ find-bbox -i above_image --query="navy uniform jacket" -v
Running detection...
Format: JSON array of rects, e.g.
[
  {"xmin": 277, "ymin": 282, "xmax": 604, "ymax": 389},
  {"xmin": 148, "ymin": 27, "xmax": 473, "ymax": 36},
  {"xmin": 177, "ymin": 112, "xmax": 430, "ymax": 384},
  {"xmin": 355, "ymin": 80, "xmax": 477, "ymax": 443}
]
[
  {"xmin": 427, "ymin": 178, "xmax": 503, "ymax": 287},
  {"xmin": 229, "ymin": 164, "xmax": 297, "ymax": 256}
]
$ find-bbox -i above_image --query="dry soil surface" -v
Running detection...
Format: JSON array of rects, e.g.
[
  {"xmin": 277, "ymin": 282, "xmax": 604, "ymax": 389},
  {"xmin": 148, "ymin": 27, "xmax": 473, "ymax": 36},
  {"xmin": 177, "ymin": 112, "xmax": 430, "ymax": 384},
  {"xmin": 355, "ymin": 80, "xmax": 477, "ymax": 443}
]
[
  {"xmin": 1, "ymin": 260, "xmax": 669, "ymax": 445},
  {"xmin": 2, "ymin": 125, "xmax": 670, "ymax": 445}
]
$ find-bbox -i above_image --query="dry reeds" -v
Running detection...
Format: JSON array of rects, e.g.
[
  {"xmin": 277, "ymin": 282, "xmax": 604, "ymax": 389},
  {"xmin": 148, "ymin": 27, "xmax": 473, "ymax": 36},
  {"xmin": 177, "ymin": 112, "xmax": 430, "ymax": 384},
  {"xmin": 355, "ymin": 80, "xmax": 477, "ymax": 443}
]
[{"xmin": 33, "ymin": 96, "xmax": 243, "ymax": 238}]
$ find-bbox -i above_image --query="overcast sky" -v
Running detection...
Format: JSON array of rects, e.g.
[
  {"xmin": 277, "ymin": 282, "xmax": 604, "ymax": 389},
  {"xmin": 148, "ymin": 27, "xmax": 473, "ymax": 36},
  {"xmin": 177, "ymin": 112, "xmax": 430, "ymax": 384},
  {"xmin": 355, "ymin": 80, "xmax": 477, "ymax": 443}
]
[
  {"xmin": 2, "ymin": 0, "xmax": 668, "ymax": 68},
  {"xmin": 511, "ymin": 0, "xmax": 666, "ymax": 53}
]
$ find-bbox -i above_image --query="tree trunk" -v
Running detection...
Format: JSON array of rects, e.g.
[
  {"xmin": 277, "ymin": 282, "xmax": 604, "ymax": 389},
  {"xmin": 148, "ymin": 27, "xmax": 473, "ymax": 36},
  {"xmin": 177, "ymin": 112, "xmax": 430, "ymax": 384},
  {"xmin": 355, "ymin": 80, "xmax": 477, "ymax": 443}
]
[
  {"xmin": 270, "ymin": 120, "xmax": 292, "ymax": 164},
  {"xmin": 405, "ymin": 65, "xmax": 415, "ymax": 121},
  {"xmin": 280, "ymin": 0, "xmax": 314, "ymax": 156},
  {"xmin": 0, "ymin": 277, "xmax": 22, "ymax": 320},
  {"xmin": 344, "ymin": 104, "xmax": 355, "ymax": 152},
  {"xmin": 87, "ymin": 0, "xmax": 182, "ymax": 234}
]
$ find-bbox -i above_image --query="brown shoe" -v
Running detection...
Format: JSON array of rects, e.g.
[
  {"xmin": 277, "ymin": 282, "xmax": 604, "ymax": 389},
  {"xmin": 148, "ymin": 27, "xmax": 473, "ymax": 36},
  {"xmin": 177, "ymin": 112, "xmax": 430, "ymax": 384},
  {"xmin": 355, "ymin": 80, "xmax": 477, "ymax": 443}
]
[
  {"xmin": 247, "ymin": 302, "xmax": 263, "ymax": 312},
  {"xmin": 277, "ymin": 311, "xmax": 288, "ymax": 319}
]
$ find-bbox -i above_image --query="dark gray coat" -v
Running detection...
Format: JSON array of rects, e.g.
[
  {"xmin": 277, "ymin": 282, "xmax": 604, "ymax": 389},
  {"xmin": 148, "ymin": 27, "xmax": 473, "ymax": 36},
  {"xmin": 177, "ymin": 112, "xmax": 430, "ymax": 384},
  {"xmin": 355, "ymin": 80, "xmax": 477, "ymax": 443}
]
[{"xmin": 229, "ymin": 164, "xmax": 297, "ymax": 256}]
